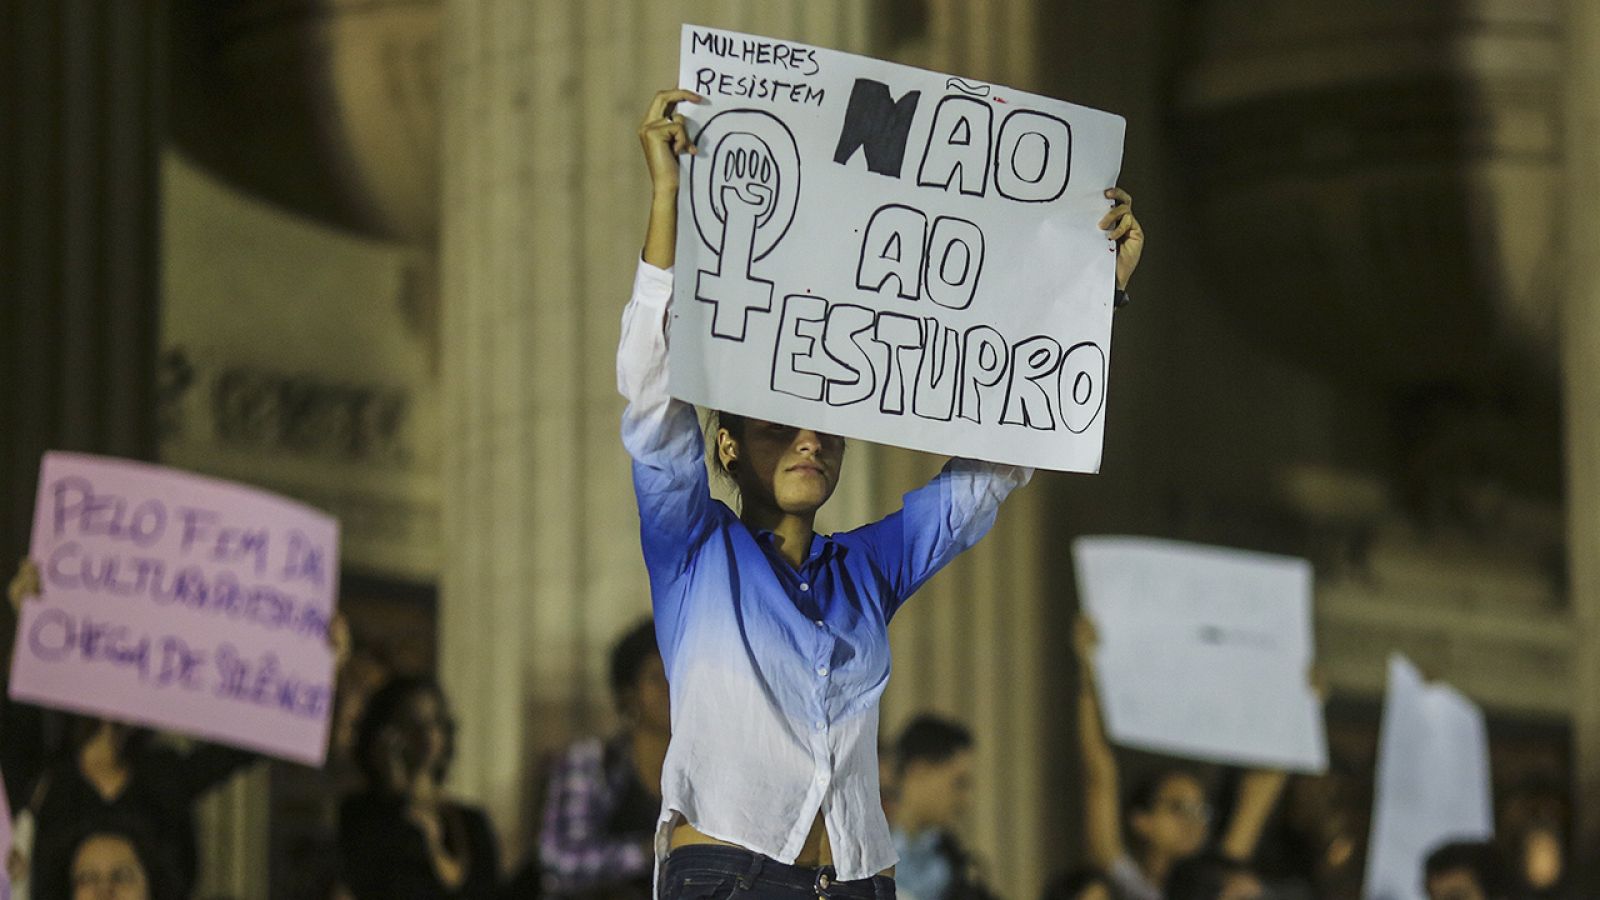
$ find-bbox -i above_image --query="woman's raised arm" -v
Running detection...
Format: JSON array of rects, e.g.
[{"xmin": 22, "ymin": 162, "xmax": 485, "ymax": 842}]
[{"xmin": 638, "ymin": 88, "xmax": 702, "ymax": 268}]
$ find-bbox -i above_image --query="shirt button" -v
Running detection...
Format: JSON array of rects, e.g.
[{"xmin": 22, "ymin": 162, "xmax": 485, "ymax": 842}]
[
  {"xmin": 815, "ymin": 720, "xmax": 826, "ymax": 731},
  {"xmin": 816, "ymin": 665, "xmax": 829, "ymax": 677},
  {"xmin": 816, "ymin": 773, "xmax": 828, "ymax": 784},
  {"xmin": 799, "ymin": 582, "xmax": 810, "ymax": 592},
  {"xmin": 814, "ymin": 620, "xmax": 824, "ymax": 629}
]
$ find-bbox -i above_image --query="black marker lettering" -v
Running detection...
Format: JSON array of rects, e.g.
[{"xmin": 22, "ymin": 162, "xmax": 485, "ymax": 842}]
[
  {"xmin": 697, "ymin": 185, "xmax": 776, "ymax": 340},
  {"xmin": 832, "ymin": 79, "xmax": 922, "ymax": 177},
  {"xmin": 916, "ymin": 96, "xmax": 993, "ymax": 197},
  {"xmin": 855, "ymin": 204, "xmax": 927, "ymax": 301},
  {"xmin": 1059, "ymin": 342, "xmax": 1106, "ymax": 434},
  {"xmin": 912, "ymin": 318, "xmax": 960, "ymax": 421},
  {"xmin": 690, "ymin": 31, "xmax": 721, "ymax": 55},
  {"xmin": 923, "ymin": 216, "xmax": 985, "ymax": 310},
  {"xmin": 821, "ymin": 303, "xmax": 878, "ymax": 407},
  {"xmin": 689, "ymin": 111, "xmax": 802, "ymax": 343},
  {"xmin": 959, "ymin": 326, "xmax": 1009, "ymax": 424},
  {"xmin": 872, "ymin": 313, "xmax": 923, "ymax": 415},
  {"xmin": 1000, "ymin": 336, "xmax": 1064, "ymax": 429},
  {"xmin": 994, "ymin": 109, "xmax": 1072, "ymax": 203},
  {"xmin": 772, "ymin": 294, "xmax": 828, "ymax": 400}
]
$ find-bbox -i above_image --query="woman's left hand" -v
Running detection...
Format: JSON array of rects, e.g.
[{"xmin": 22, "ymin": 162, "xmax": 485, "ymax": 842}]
[
  {"xmin": 327, "ymin": 612, "xmax": 352, "ymax": 671},
  {"xmin": 8, "ymin": 558, "xmax": 40, "ymax": 612},
  {"xmin": 1099, "ymin": 187, "xmax": 1144, "ymax": 291}
]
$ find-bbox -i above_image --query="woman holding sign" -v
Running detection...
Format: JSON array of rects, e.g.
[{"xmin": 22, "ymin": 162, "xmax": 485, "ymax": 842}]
[
  {"xmin": 623, "ymin": 89, "xmax": 1143, "ymax": 900},
  {"xmin": 7, "ymin": 560, "xmax": 256, "ymax": 898}
]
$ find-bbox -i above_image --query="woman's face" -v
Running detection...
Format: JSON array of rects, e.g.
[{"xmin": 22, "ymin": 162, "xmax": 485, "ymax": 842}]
[
  {"xmin": 720, "ymin": 419, "xmax": 844, "ymax": 516},
  {"xmin": 71, "ymin": 834, "xmax": 149, "ymax": 900},
  {"xmin": 394, "ymin": 690, "xmax": 451, "ymax": 776},
  {"xmin": 1131, "ymin": 773, "xmax": 1210, "ymax": 858},
  {"xmin": 1523, "ymin": 825, "xmax": 1563, "ymax": 890}
]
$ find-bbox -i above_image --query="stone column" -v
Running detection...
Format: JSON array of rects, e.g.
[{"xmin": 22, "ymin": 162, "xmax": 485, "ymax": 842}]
[
  {"xmin": 437, "ymin": 0, "xmax": 875, "ymax": 859},
  {"xmin": 0, "ymin": 6, "xmax": 272, "ymax": 895},
  {"xmin": 0, "ymin": 0, "xmax": 168, "ymax": 850},
  {"xmin": 0, "ymin": 0, "xmax": 165, "ymax": 576},
  {"xmin": 1562, "ymin": 0, "xmax": 1600, "ymax": 876}
]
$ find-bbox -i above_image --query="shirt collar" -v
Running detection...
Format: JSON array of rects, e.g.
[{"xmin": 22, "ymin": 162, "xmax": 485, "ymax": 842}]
[{"xmin": 753, "ymin": 528, "xmax": 842, "ymax": 567}]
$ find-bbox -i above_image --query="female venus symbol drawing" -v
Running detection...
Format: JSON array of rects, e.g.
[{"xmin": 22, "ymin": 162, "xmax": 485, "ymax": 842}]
[{"xmin": 689, "ymin": 110, "xmax": 803, "ymax": 341}]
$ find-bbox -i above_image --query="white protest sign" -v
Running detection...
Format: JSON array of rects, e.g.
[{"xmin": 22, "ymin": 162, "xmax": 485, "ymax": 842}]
[
  {"xmin": 1364, "ymin": 654, "xmax": 1494, "ymax": 900},
  {"xmin": 9, "ymin": 452, "xmax": 340, "ymax": 765},
  {"xmin": 1072, "ymin": 536, "xmax": 1328, "ymax": 773},
  {"xmin": 671, "ymin": 25, "xmax": 1126, "ymax": 472}
]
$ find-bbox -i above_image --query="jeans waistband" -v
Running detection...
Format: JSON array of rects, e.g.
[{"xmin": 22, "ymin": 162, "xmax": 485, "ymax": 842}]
[{"xmin": 663, "ymin": 844, "xmax": 895, "ymax": 900}]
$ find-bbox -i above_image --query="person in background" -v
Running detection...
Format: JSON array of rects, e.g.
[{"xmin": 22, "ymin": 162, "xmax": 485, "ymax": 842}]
[
  {"xmin": 538, "ymin": 619, "xmax": 669, "ymax": 900},
  {"xmin": 1423, "ymin": 841, "xmax": 1513, "ymax": 900},
  {"xmin": 32, "ymin": 813, "xmax": 185, "ymax": 900},
  {"xmin": 1512, "ymin": 818, "xmax": 1566, "ymax": 899},
  {"xmin": 1041, "ymin": 868, "xmax": 1114, "ymax": 900},
  {"xmin": 1263, "ymin": 768, "xmax": 1363, "ymax": 900},
  {"xmin": 1075, "ymin": 616, "xmax": 1287, "ymax": 900},
  {"xmin": 1498, "ymin": 781, "xmax": 1570, "ymax": 899},
  {"xmin": 8, "ymin": 561, "xmax": 263, "ymax": 898},
  {"xmin": 1162, "ymin": 854, "xmax": 1264, "ymax": 900},
  {"xmin": 888, "ymin": 715, "xmax": 996, "ymax": 900},
  {"xmin": 338, "ymin": 675, "xmax": 500, "ymax": 899}
]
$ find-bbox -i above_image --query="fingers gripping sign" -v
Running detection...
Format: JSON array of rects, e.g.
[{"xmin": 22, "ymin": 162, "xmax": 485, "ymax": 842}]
[
  {"xmin": 639, "ymin": 89, "xmax": 704, "ymax": 193},
  {"xmin": 639, "ymin": 89, "xmax": 705, "ymax": 269},
  {"xmin": 1098, "ymin": 186, "xmax": 1143, "ymax": 292}
]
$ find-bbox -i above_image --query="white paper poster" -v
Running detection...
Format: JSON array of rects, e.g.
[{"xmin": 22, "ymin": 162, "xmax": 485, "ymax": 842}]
[
  {"xmin": 1364, "ymin": 655, "xmax": 1494, "ymax": 900},
  {"xmin": 1072, "ymin": 536, "xmax": 1328, "ymax": 773},
  {"xmin": 671, "ymin": 25, "xmax": 1126, "ymax": 472}
]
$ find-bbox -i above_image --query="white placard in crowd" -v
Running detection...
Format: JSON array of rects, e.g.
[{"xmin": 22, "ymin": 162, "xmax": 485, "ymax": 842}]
[
  {"xmin": 671, "ymin": 25, "xmax": 1126, "ymax": 472},
  {"xmin": 1072, "ymin": 536, "xmax": 1328, "ymax": 773},
  {"xmin": 1364, "ymin": 654, "xmax": 1494, "ymax": 900}
]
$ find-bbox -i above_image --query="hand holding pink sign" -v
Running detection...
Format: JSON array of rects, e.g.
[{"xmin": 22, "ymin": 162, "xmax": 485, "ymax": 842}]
[{"xmin": 8, "ymin": 452, "xmax": 340, "ymax": 766}]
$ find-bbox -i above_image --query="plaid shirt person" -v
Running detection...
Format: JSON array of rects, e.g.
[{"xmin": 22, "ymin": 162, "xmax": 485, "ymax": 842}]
[{"xmin": 540, "ymin": 735, "xmax": 657, "ymax": 898}]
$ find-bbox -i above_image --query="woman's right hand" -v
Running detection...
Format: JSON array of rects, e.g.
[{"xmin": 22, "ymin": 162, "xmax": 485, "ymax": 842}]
[
  {"xmin": 7, "ymin": 558, "xmax": 40, "ymax": 613},
  {"xmin": 638, "ymin": 89, "xmax": 704, "ymax": 269},
  {"xmin": 638, "ymin": 88, "xmax": 703, "ymax": 197}
]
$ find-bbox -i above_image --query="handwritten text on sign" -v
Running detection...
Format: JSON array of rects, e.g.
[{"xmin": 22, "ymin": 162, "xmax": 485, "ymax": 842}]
[
  {"xmin": 9, "ymin": 452, "xmax": 339, "ymax": 765},
  {"xmin": 671, "ymin": 26, "xmax": 1126, "ymax": 472}
]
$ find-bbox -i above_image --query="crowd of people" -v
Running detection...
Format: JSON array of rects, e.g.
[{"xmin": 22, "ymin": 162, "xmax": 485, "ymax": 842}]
[
  {"xmin": 0, "ymin": 85, "xmax": 1580, "ymax": 900},
  {"xmin": 3, "ymin": 562, "xmax": 1575, "ymax": 900}
]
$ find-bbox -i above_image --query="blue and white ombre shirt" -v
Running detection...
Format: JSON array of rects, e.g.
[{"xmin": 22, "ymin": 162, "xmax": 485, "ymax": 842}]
[{"xmin": 617, "ymin": 260, "xmax": 1032, "ymax": 881}]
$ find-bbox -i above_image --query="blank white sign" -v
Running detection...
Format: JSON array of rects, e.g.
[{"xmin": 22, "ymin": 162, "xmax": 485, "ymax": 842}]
[
  {"xmin": 1072, "ymin": 536, "xmax": 1328, "ymax": 773},
  {"xmin": 1363, "ymin": 654, "xmax": 1493, "ymax": 900}
]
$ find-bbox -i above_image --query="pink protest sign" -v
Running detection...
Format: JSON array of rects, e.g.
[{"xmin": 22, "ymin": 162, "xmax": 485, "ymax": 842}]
[{"xmin": 8, "ymin": 452, "xmax": 340, "ymax": 765}]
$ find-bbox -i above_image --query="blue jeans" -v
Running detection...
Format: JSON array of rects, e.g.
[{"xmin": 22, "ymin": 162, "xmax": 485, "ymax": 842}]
[{"xmin": 661, "ymin": 846, "xmax": 897, "ymax": 900}]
